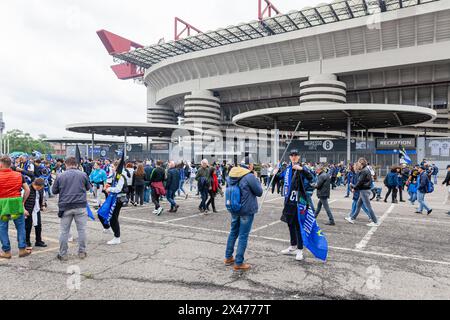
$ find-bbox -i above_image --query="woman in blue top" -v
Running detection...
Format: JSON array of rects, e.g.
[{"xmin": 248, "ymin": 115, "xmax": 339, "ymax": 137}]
[{"xmin": 89, "ymin": 162, "xmax": 107, "ymax": 208}]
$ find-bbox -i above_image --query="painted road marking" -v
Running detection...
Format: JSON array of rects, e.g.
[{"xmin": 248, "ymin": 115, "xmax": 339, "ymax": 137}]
[{"xmin": 355, "ymin": 204, "xmax": 395, "ymax": 251}]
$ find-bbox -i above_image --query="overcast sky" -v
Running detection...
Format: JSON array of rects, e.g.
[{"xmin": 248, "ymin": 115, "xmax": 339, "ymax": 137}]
[{"xmin": 1, "ymin": 0, "xmax": 324, "ymax": 140}]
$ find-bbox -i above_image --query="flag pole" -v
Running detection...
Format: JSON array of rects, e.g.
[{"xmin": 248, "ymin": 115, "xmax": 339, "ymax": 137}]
[{"xmin": 258, "ymin": 120, "xmax": 302, "ymax": 214}]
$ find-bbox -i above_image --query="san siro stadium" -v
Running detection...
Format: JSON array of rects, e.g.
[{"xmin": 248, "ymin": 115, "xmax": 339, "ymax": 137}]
[{"xmin": 67, "ymin": 0, "xmax": 450, "ymax": 169}]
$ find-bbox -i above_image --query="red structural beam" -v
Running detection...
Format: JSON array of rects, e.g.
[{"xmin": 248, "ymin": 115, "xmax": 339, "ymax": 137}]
[
  {"xmin": 97, "ymin": 29, "xmax": 143, "ymax": 54},
  {"xmin": 258, "ymin": 0, "xmax": 281, "ymax": 20},
  {"xmin": 174, "ymin": 17, "xmax": 202, "ymax": 40},
  {"xmin": 97, "ymin": 30, "xmax": 144, "ymax": 80}
]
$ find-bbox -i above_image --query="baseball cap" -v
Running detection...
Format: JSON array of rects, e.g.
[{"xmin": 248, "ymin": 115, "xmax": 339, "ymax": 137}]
[{"xmin": 289, "ymin": 149, "xmax": 300, "ymax": 156}]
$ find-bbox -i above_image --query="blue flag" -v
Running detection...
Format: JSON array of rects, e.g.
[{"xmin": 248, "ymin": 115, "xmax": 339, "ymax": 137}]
[
  {"xmin": 97, "ymin": 193, "xmax": 117, "ymax": 225},
  {"xmin": 297, "ymin": 201, "xmax": 328, "ymax": 261},
  {"xmin": 86, "ymin": 204, "xmax": 95, "ymax": 221},
  {"xmin": 399, "ymin": 145, "xmax": 412, "ymax": 165}
]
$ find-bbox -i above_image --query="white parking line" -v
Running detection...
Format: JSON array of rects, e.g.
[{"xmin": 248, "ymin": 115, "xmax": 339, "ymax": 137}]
[
  {"xmin": 355, "ymin": 204, "xmax": 395, "ymax": 251},
  {"xmin": 120, "ymin": 216, "xmax": 450, "ymax": 267}
]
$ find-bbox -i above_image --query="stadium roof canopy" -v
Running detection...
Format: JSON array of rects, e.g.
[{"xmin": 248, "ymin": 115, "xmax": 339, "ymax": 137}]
[
  {"xmin": 111, "ymin": 0, "xmax": 438, "ymax": 69},
  {"xmin": 66, "ymin": 122, "xmax": 203, "ymax": 138},
  {"xmin": 44, "ymin": 137, "xmax": 122, "ymax": 144},
  {"xmin": 232, "ymin": 104, "xmax": 437, "ymax": 131}
]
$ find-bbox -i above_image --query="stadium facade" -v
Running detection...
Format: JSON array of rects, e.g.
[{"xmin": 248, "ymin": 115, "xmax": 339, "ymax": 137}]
[{"xmin": 94, "ymin": 0, "xmax": 450, "ymax": 166}]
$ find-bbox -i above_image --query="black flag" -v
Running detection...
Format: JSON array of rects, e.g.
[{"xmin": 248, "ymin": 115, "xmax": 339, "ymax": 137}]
[
  {"xmin": 75, "ymin": 144, "xmax": 82, "ymax": 165},
  {"xmin": 114, "ymin": 150, "xmax": 125, "ymax": 184}
]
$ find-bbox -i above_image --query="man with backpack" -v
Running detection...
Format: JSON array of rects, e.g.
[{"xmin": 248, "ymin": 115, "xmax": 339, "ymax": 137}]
[
  {"xmin": 416, "ymin": 166, "xmax": 433, "ymax": 215},
  {"xmin": 224, "ymin": 157, "xmax": 263, "ymax": 272},
  {"xmin": 431, "ymin": 164, "xmax": 439, "ymax": 185},
  {"xmin": 196, "ymin": 159, "xmax": 211, "ymax": 214}
]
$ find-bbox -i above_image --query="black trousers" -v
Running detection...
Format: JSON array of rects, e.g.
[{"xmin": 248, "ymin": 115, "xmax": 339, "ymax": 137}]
[
  {"xmin": 25, "ymin": 211, "xmax": 42, "ymax": 246},
  {"xmin": 98, "ymin": 201, "xmax": 123, "ymax": 238},
  {"xmin": 397, "ymin": 187, "xmax": 403, "ymax": 201},
  {"xmin": 127, "ymin": 186, "xmax": 135, "ymax": 204},
  {"xmin": 134, "ymin": 185, "xmax": 145, "ymax": 205},
  {"xmin": 151, "ymin": 188, "xmax": 160, "ymax": 209},
  {"xmin": 288, "ymin": 215, "xmax": 304, "ymax": 250},
  {"xmin": 206, "ymin": 191, "xmax": 216, "ymax": 211},
  {"xmin": 385, "ymin": 187, "xmax": 398, "ymax": 202}
]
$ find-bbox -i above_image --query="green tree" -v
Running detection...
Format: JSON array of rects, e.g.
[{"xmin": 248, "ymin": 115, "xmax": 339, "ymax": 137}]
[{"xmin": 5, "ymin": 129, "xmax": 53, "ymax": 155}]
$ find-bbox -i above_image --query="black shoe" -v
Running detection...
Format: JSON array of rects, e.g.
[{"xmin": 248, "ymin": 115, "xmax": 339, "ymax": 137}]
[
  {"xmin": 325, "ymin": 221, "xmax": 336, "ymax": 226},
  {"xmin": 384, "ymin": 200, "xmax": 387, "ymax": 203},
  {"xmin": 400, "ymin": 200, "xmax": 406, "ymax": 203},
  {"xmin": 35, "ymin": 241, "xmax": 47, "ymax": 248},
  {"xmin": 427, "ymin": 209, "xmax": 433, "ymax": 216}
]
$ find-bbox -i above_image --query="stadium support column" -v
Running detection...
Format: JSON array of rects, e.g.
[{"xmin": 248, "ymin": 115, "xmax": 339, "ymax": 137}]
[
  {"xmin": 147, "ymin": 87, "xmax": 177, "ymax": 125},
  {"xmin": 124, "ymin": 130, "xmax": 128, "ymax": 159},
  {"xmin": 273, "ymin": 120, "xmax": 280, "ymax": 165},
  {"xmin": 91, "ymin": 132, "xmax": 95, "ymax": 160},
  {"xmin": 347, "ymin": 117, "xmax": 351, "ymax": 164},
  {"xmin": 184, "ymin": 90, "xmax": 221, "ymax": 163}
]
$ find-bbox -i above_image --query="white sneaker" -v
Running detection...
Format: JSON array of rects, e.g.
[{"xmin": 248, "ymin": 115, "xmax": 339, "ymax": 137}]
[
  {"xmin": 152, "ymin": 209, "xmax": 158, "ymax": 215},
  {"xmin": 345, "ymin": 217, "xmax": 355, "ymax": 224},
  {"xmin": 107, "ymin": 237, "xmax": 121, "ymax": 245},
  {"xmin": 281, "ymin": 246, "xmax": 297, "ymax": 255},
  {"xmin": 103, "ymin": 228, "xmax": 113, "ymax": 234},
  {"xmin": 367, "ymin": 222, "xmax": 380, "ymax": 227},
  {"xmin": 295, "ymin": 250, "xmax": 304, "ymax": 261},
  {"xmin": 156, "ymin": 207, "xmax": 164, "ymax": 216}
]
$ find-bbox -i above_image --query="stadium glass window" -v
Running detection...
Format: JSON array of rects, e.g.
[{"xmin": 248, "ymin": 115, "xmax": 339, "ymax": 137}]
[
  {"xmin": 387, "ymin": 90, "xmax": 400, "ymax": 104},
  {"xmin": 401, "ymin": 88, "xmax": 415, "ymax": 105},
  {"xmin": 372, "ymin": 91, "xmax": 385, "ymax": 104},
  {"xmin": 358, "ymin": 92, "xmax": 371, "ymax": 103},
  {"xmin": 417, "ymin": 86, "xmax": 432, "ymax": 108},
  {"xmin": 433, "ymin": 85, "xmax": 449, "ymax": 110}
]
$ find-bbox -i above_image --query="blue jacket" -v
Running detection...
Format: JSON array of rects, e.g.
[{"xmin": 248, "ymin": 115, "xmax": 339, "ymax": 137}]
[
  {"xmin": 385, "ymin": 172, "xmax": 398, "ymax": 188},
  {"xmin": 228, "ymin": 167, "xmax": 263, "ymax": 216},
  {"xmin": 89, "ymin": 169, "xmax": 107, "ymax": 184},
  {"xmin": 418, "ymin": 172, "xmax": 430, "ymax": 193},
  {"xmin": 166, "ymin": 168, "xmax": 180, "ymax": 191}
]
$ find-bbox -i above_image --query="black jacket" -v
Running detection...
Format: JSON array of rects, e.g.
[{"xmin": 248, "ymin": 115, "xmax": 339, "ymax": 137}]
[
  {"xmin": 24, "ymin": 185, "xmax": 44, "ymax": 213},
  {"xmin": 443, "ymin": 171, "xmax": 450, "ymax": 186},
  {"xmin": 150, "ymin": 167, "xmax": 165, "ymax": 183},
  {"xmin": 353, "ymin": 167, "xmax": 372, "ymax": 190},
  {"xmin": 132, "ymin": 174, "xmax": 145, "ymax": 187},
  {"xmin": 315, "ymin": 172, "xmax": 331, "ymax": 198}
]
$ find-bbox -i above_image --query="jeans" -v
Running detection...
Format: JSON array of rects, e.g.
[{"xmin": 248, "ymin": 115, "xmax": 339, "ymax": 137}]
[
  {"xmin": 225, "ymin": 214, "xmax": 255, "ymax": 265},
  {"xmin": 0, "ymin": 214, "xmax": 27, "ymax": 252},
  {"xmin": 351, "ymin": 190, "xmax": 378, "ymax": 223},
  {"xmin": 144, "ymin": 186, "xmax": 151, "ymax": 203},
  {"xmin": 92, "ymin": 183, "xmax": 104, "ymax": 206},
  {"xmin": 349, "ymin": 199, "xmax": 371, "ymax": 220},
  {"xmin": 59, "ymin": 208, "xmax": 87, "ymax": 256},
  {"xmin": 189, "ymin": 177, "xmax": 196, "ymax": 192},
  {"xmin": 199, "ymin": 188, "xmax": 209, "ymax": 210},
  {"xmin": 417, "ymin": 191, "xmax": 432, "ymax": 213},
  {"xmin": 409, "ymin": 191, "xmax": 417, "ymax": 205},
  {"xmin": 315, "ymin": 197, "xmax": 335, "ymax": 223},
  {"xmin": 166, "ymin": 189, "xmax": 177, "ymax": 209},
  {"xmin": 346, "ymin": 183, "xmax": 351, "ymax": 197},
  {"xmin": 177, "ymin": 180, "xmax": 187, "ymax": 196},
  {"xmin": 432, "ymin": 175, "xmax": 438, "ymax": 184}
]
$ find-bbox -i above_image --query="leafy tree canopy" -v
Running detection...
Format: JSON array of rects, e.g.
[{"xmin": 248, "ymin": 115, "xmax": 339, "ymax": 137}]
[{"xmin": 5, "ymin": 129, "xmax": 53, "ymax": 155}]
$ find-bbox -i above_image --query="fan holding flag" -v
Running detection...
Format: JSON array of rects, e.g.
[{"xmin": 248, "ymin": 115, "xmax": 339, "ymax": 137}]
[
  {"xmin": 399, "ymin": 145, "xmax": 412, "ymax": 165},
  {"xmin": 97, "ymin": 151, "xmax": 128, "ymax": 245}
]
